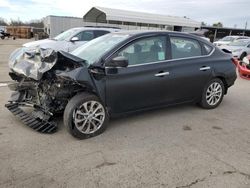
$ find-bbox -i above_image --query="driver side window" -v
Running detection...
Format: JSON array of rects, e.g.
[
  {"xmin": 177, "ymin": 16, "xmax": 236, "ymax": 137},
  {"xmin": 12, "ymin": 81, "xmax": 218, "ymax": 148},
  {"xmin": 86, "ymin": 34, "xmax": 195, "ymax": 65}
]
[
  {"xmin": 75, "ymin": 31, "xmax": 94, "ymax": 41},
  {"xmin": 117, "ymin": 36, "xmax": 167, "ymax": 66}
]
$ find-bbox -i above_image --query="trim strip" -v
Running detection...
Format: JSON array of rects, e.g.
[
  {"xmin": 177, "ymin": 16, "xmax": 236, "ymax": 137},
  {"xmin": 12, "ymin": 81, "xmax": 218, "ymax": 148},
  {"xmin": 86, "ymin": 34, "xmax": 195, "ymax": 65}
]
[
  {"xmin": 105, "ymin": 35, "xmax": 216, "ymax": 68},
  {"xmin": 126, "ymin": 47, "xmax": 215, "ymax": 68}
]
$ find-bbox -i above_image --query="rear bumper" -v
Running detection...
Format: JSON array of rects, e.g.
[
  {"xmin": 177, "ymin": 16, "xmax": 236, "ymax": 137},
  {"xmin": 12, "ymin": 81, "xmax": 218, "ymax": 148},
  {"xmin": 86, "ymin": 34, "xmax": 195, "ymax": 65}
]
[{"xmin": 238, "ymin": 64, "xmax": 250, "ymax": 80}]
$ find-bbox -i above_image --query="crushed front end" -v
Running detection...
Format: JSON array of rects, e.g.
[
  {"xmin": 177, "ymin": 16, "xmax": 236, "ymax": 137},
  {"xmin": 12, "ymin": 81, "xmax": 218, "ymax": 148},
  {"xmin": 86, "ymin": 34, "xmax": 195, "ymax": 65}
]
[{"xmin": 5, "ymin": 47, "xmax": 89, "ymax": 133}]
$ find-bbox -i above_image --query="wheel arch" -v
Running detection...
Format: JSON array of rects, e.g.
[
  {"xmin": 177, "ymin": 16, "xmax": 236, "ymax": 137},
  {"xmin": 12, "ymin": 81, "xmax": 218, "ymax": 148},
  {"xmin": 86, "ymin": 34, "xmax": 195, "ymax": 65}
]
[{"xmin": 215, "ymin": 76, "xmax": 228, "ymax": 94}]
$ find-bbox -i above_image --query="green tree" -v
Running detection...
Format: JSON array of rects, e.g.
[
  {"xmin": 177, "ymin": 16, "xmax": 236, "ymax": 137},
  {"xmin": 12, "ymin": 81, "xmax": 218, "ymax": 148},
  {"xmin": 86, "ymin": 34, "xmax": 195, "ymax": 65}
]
[{"xmin": 212, "ymin": 22, "xmax": 223, "ymax": 28}]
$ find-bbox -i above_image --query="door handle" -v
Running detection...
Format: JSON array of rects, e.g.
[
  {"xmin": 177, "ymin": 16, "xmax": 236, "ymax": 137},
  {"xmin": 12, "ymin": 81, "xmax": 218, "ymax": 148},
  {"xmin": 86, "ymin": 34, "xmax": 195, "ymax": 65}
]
[
  {"xmin": 155, "ymin": 72, "xmax": 170, "ymax": 77},
  {"xmin": 199, "ymin": 66, "xmax": 211, "ymax": 71}
]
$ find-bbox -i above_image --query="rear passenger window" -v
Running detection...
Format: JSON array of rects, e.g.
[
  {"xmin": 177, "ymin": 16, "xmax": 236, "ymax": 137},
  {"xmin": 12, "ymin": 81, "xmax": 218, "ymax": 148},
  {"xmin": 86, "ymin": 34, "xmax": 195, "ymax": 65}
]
[
  {"xmin": 95, "ymin": 30, "xmax": 110, "ymax": 38},
  {"xmin": 170, "ymin": 37, "xmax": 202, "ymax": 59},
  {"xmin": 117, "ymin": 36, "xmax": 167, "ymax": 66},
  {"xmin": 203, "ymin": 43, "xmax": 213, "ymax": 55}
]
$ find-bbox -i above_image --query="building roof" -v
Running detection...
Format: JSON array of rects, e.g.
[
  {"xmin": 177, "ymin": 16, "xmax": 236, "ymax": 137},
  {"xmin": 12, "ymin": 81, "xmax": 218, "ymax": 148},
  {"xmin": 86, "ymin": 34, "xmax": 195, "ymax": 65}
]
[
  {"xmin": 83, "ymin": 6, "xmax": 201, "ymax": 28},
  {"xmin": 201, "ymin": 26, "xmax": 250, "ymax": 32}
]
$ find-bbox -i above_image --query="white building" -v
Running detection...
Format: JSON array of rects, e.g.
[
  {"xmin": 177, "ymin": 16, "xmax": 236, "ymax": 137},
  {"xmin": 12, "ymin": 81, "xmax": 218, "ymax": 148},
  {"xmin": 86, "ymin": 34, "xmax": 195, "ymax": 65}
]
[
  {"xmin": 44, "ymin": 7, "xmax": 201, "ymax": 38},
  {"xmin": 43, "ymin": 16, "xmax": 84, "ymax": 38}
]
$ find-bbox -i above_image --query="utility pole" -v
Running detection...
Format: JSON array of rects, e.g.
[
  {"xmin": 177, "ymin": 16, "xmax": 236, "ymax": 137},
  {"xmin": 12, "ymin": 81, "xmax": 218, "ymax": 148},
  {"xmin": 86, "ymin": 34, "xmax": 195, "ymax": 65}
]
[{"xmin": 243, "ymin": 21, "xmax": 247, "ymax": 36}]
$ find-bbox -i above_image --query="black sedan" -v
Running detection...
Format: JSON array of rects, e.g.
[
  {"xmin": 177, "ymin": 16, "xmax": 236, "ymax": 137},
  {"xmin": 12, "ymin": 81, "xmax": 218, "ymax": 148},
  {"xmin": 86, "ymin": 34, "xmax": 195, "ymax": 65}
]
[{"xmin": 6, "ymin": 31, "xmax": 237, "ymax": 139}]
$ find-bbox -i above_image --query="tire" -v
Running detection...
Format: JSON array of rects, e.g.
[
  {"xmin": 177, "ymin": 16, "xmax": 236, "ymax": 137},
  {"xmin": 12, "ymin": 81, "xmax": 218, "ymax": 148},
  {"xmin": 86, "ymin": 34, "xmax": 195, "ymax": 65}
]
[
  {"xmin": 240, "ymin": 52, "xmax": 247, "ymax": 60},
  {"xmin": 199, "ymin": 78, "xmax": 225, "ymax": 109},
  {"xmin": 1, "ymin": 36, "xmax": 4, "ymax": 40},
  {"xmin": 63, "ymin": 93, "xmax": 108, "ymax": 139}
]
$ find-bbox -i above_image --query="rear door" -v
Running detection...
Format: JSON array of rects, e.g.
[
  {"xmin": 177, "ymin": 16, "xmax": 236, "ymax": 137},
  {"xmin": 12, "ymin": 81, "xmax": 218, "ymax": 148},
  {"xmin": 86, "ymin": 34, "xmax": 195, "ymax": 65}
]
[{"xmin": 167, "ymin": 35, "xmax": 213, "ymax": 102}]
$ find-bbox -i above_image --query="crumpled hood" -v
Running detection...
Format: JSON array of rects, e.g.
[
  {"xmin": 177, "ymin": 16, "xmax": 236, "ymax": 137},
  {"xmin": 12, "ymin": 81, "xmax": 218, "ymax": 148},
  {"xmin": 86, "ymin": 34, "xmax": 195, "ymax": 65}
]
[
  {"xmin": 9, "ymin": 47, "xmax": 88, "ymax": 81},
  {"xmin": 9, "ymin": 47, "xmax": 58, "ymax": 80}
]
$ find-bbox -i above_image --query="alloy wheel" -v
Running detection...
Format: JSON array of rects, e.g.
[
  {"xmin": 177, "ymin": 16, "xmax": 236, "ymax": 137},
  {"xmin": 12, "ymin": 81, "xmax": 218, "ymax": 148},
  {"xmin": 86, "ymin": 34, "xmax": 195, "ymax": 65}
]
[
  {"xmin": 73, "ymin": 101, "xmax": 105, "ymax": 134},
  {"xmin": 206, "ymin": 82, "xmax": 223, "ymax": 106}
]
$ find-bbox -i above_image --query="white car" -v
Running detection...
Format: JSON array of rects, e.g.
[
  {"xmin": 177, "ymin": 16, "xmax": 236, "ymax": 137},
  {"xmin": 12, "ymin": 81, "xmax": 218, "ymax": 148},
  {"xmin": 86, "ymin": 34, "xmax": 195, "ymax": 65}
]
[
  {"xmin": 220, "ymin": 39, "xmax": 250, "ymax": 59},
  {"xmin": 23, "ymin": 27, "xmax": 120, "ymax": 52},
  {"xmin": 214, "ymin": 36, "xmax": 249, "ymax": 47}
]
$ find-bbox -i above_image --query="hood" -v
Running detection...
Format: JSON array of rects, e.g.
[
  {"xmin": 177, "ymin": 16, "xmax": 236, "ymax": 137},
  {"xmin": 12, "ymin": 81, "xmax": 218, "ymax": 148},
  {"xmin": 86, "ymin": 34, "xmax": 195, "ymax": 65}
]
[
  {"xmin": 214, "ymin": 41, "xmax": 231, "ymax": 46},
  {"xmin": 23, "ymin": 39, "xmax": 55, "ymax": 48},
  {"xmin": 220, "ymin": 45, "xmax": 243, "ymax": 52},
  {"xmin": 9, "ymin": 47, "xmax": 86, "ymax": 80},
  {"xmin": 23, "ymin": 39, "xmax": 70, "ymax": 52}
]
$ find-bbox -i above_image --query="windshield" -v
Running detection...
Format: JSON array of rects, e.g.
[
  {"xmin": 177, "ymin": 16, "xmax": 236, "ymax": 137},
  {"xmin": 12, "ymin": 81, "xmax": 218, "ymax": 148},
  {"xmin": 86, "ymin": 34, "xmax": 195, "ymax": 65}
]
[
  {"xmin": 229, "ymin": 40, "xmax": 250, "ymax": 46},
  {"xmin": 54, "ymin": 28, "xmax": 80, "ymax": 41},
  {"xmin": 220, "ymin": 36, "xmax": 235, "ymax": 42},
  {"xmin": 71, "ymin": 33, "xmax": 129, "ymax": 65}
]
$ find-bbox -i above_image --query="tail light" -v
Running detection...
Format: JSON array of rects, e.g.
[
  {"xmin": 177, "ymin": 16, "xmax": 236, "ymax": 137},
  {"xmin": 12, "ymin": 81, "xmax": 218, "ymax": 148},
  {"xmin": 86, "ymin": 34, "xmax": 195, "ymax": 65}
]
[{"xmin": 231, "ymin": 58, "xmax": 239, "ymax": 66}]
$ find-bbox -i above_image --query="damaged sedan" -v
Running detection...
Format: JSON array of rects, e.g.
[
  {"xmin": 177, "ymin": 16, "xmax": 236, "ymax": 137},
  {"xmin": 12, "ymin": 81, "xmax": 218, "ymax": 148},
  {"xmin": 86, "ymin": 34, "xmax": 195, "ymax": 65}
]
[{"xmin": 6, "ymin": 31, "xmax": 237, "ymax": 139}]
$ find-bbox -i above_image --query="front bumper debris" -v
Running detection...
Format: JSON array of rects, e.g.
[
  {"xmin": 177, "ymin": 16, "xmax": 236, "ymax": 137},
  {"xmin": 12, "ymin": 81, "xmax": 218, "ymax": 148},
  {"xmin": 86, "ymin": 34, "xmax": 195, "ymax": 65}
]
[{"xmin": 5, "ymin": 103, "xmax": 57, "ymax": 133}]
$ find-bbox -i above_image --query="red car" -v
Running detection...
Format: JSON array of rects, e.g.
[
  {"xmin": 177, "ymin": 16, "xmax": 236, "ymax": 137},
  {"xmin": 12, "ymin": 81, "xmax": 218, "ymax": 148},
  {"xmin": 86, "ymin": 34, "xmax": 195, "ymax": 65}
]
[{"xmin": 237, "ymin": 55, "xmax": 250, "ymax": 80}]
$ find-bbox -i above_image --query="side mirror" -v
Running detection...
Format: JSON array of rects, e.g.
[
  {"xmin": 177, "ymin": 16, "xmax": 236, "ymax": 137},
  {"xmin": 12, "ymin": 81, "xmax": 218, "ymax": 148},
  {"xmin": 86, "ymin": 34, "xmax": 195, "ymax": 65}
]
[
  {"xmin": 106, "ymin": 56, "xmax": 128, "ymax": 68},
  {"xmin": 70, "ymin": 37, "xmax": 79, "ymax": 42}
]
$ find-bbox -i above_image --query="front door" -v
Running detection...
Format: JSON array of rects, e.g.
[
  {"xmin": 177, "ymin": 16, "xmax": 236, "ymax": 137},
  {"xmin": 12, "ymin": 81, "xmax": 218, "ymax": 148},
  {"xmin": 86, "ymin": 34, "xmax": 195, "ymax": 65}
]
[{"xmin": 105, "ymin": 35, "xmax": 174, "ymax": 114}]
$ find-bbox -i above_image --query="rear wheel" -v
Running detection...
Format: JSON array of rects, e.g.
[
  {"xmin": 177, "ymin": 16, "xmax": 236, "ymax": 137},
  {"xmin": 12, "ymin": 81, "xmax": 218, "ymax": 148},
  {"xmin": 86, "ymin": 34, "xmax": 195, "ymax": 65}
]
[
  {"xmin": 64, "ymin": 93, "xmax": 108, "ymax": 139},
  {"xmin": 199, "ymin": 78, "xmax": 225, "ymax": 109}
]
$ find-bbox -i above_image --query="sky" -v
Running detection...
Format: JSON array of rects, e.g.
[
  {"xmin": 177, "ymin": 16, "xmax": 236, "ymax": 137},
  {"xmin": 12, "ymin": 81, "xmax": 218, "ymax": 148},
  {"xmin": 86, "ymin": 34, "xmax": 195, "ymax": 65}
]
[{"xmin": 0, "ymin": 0, "xmax": 250, "ymax": 29}]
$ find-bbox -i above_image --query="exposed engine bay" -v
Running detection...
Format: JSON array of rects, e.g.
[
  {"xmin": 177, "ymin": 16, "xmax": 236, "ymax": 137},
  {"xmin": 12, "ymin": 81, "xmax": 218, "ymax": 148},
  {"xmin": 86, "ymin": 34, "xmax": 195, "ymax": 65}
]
[{"xmin": 5, "ymin": 47, "xmax": 93, "ymax": 133}]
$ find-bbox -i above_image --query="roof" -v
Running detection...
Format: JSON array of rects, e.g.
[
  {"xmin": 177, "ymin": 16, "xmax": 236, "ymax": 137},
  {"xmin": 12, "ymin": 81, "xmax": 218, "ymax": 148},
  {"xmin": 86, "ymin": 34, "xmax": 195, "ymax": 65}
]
[
  {"xmin": 103, "ymin": 30, "xmax": 210, "ymax": 42},
  {"xmin": 83, "ymin": 7, "xmax": 201, "ymax": 28},
  {"xmin": 202, "ymin": 26, "xmax": 250, "ymax": 32},
  {"xmin": 66, "ymin": 27, "xmax": 120, "ymax": 31}
]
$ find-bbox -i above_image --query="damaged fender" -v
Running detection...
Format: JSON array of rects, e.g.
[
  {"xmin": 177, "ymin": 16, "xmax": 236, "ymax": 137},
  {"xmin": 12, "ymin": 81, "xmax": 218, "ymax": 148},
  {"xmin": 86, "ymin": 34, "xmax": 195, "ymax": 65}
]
[{"xmin": 6, "ymin": 47, "xmax": 96, "ymax": 133}]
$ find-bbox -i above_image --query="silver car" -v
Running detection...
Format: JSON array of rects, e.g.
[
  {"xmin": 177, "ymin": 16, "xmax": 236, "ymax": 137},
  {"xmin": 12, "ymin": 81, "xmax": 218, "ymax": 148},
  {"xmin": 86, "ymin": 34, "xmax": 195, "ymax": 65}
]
[
  {"xmin": 220, "ymin": 39, "xmax": 250, "ymax": 59},
  {"xmin": 214, "ymin": 35, "xmax": 249, "ymax": 47},
  {"xmin": 23, "ymin": 27, "xmax": 120, "ymax": 52}
]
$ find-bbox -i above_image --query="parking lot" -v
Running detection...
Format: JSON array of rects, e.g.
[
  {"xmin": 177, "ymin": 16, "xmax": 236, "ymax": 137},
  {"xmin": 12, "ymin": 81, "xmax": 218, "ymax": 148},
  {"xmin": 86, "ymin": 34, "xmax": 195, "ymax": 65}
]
[{"xmin": 0, "ymin": 39, "xmax": 250, "ymax": 188}]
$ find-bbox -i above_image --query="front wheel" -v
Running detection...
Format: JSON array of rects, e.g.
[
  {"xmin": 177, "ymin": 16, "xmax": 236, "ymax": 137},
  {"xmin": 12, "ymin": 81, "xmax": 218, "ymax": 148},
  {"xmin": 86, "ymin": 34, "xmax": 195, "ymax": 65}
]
[
  {"xmin": 199, "ymin": 78, "xmax": 225, "ymax": 109},
  {"xmin": 64, "ymin": 93, "xmax": 108, "ymax": 139}
]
